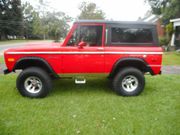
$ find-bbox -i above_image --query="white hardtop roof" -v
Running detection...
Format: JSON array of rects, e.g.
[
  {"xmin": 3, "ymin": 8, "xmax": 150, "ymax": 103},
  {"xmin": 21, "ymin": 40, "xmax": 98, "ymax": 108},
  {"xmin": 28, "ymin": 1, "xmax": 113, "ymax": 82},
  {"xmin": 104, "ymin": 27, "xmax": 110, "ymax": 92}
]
[{"xmin": 170, "ymin": 18, "xmax": 180, "ymax": 22}]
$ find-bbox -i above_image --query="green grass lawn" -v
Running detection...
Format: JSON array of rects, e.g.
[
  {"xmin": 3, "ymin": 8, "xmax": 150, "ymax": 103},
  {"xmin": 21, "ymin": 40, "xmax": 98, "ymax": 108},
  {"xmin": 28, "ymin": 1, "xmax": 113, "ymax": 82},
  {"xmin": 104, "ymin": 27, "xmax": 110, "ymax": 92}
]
[
  {"xmin": 163, "ymin": 52, "xmax": 180, "ymax": 65},
  {"xmin": 0, "ymin": 56, "xmax": 4, "ymax": 64},
  {"xmin": 0, "ymin": 75, "xmax": 179, "ymax": 135}
]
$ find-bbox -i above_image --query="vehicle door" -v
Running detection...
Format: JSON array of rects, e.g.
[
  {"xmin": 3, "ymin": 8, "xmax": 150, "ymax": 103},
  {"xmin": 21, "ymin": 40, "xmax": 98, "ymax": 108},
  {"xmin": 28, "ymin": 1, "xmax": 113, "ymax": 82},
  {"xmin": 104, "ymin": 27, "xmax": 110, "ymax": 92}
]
[
  {"xmin": 78, "ymin": 24, "xmax": 105, "ymax": 73},
  {"xmin": 61, "ymin": 24, "xmax": 84, "ymax": 73}
]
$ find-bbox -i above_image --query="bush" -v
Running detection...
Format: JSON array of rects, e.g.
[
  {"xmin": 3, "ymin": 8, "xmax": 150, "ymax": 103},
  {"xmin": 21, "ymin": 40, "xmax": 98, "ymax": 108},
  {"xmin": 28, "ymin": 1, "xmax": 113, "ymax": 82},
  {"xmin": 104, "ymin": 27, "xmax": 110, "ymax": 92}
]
[
  {"xmin": 166, "ymin": 22, "xmax": 174, "ymax": 36},
  {"xmin": 159, "ymin": 36, "xmax": 169, "ymax": 46}
]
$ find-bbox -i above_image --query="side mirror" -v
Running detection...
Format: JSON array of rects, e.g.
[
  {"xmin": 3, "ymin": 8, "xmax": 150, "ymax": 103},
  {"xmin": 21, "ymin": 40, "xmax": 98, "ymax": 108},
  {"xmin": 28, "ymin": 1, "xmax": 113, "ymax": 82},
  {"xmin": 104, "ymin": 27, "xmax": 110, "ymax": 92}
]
[{"xmin": 78, "ymin": 41, "xmax": 86, "ymax": 49}]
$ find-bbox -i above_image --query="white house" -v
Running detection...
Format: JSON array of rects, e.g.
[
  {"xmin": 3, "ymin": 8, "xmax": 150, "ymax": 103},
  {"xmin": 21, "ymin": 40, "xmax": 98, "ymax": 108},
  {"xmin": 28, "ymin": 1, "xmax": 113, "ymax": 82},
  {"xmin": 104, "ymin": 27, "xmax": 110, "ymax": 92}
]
[
  {"xmin": 170, "ymin": 18, "xmax": 180, "ymax": 49},
  {"xmin": 140, "ymin": 11, "xmax": 165, "ymax": 37}
]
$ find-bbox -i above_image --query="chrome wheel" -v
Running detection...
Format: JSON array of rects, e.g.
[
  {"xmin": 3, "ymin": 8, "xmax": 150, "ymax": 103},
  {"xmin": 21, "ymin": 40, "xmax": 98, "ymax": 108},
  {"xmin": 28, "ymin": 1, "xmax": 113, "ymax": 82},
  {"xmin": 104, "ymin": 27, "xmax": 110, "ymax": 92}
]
[
  {"xmin": 24, "ymin": 76, "xmax": 42, "ymax": 94},
  {"xmin": 122, "ymin": 75, "xmax": 138, "ymax": 92}
]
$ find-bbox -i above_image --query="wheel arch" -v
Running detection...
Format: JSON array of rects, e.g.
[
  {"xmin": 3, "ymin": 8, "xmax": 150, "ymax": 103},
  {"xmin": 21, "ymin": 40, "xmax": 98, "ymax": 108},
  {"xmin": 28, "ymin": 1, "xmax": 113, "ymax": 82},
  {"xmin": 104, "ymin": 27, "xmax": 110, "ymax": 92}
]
[
  {"xmin": 13, "ymin": 57, "xmax": 59, "ymax": 78},
  {"xmin": 109, "ymin": 57, "xmax": 154, "ymax": 78}
]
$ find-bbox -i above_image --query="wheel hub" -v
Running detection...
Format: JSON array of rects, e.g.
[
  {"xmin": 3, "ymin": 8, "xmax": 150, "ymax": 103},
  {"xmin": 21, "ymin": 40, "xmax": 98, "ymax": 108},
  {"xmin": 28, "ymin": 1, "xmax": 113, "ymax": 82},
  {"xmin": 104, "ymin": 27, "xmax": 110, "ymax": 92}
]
[
  {"xmin": 24, "ymin": 76, "xmax": 42, "ymax": 94},
  {"xmin": 122, "ymin": 75, "xmax": 138, "ymax": 92}
]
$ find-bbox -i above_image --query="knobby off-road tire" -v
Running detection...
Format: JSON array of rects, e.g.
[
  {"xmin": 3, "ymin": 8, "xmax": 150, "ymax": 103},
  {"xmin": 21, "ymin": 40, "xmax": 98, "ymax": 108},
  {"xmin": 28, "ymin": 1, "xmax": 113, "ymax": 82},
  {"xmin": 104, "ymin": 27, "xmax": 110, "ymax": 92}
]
[
  {"xmin": 16, "ymin": 67, "xmax": 52, "ymax": 98},
  {"xmin": 112, "ymin": 67, "xmax": 145, "ymax": 96}
]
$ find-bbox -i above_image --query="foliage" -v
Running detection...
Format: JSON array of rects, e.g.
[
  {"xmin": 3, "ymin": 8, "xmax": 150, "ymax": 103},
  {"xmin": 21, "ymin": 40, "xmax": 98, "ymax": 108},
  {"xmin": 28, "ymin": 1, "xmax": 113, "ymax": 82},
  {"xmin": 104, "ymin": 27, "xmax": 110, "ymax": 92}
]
[
  {"xmin": 78, "ymin": 2, "xmax": 105, "ymax": 20},
  {"xmin": 147, "ymin": 0, "xmax": 180, "ymax": 21},
  {"xmin": 0, "ymin": 1, "xmax": 106, "ymax": 40},
  {"xmin": 22, "ymin": 1, "xmax": 72, "ymax": 40},
  {"xmin": 147, "ymin": 0, "xmax": 180, "ymax": 45},
  {"xmin": 41, "ymin": 11, "xmax": 71, "ymax": 40},
  {"xmin": 0, "ymin": 0, "xmax": 23, "ymax": 40},
  {"xmin": 32, "ymin": 11, "xmax": 44, "ymax": 39},
  {"xmin": 146, "ymin": 0, "xmax": 168, "ymax": 15},
  {"xmin": 29, "ymin": 10, "xmax": 71, "ymax": 40},
  {"xmin": 165, "ymin": 22, "xmax": 174, "ymax": 36},
  {"xmin": 159, "ymin": 36, "xmax": 169, "ymax": 46},
  {"xmin": 0, "ymin": 0, "xmax": 71, "ymax": 40},
  {"xmin": 23, "ymin": 2, "xmax": 42, "ymax": 39}
]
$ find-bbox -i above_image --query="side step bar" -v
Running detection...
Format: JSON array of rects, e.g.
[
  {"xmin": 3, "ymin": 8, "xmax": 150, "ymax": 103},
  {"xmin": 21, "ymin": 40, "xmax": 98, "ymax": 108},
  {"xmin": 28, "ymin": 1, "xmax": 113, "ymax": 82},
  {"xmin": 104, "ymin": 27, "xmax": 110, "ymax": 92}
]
[{"xmin": 75, "ymin": 78, "xmax": 86, "ymax": 84}]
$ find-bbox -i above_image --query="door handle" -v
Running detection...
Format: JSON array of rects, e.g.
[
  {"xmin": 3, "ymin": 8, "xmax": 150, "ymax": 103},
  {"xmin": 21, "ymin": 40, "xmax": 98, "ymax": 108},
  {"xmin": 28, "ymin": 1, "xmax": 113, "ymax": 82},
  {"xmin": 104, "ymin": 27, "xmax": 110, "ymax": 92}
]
[{"xmin": 97, "ymin": 48, "xmax": 104, "ymax": 51}]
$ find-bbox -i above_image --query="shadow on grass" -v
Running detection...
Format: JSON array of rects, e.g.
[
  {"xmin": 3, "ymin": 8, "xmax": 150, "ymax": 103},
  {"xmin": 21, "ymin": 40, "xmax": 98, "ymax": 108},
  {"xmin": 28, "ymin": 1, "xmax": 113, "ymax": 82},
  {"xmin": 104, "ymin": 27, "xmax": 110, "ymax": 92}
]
[
  {"xmin": 51, "ymin": 77, "xmax": 156, "ymax": 98},
  {"xmin": 51, "ymin": 78, "xmax": 114, "ymax": 96},
  {"xmin": 3, "ymin": 74, "xmax": 159, "ymax": 98}
]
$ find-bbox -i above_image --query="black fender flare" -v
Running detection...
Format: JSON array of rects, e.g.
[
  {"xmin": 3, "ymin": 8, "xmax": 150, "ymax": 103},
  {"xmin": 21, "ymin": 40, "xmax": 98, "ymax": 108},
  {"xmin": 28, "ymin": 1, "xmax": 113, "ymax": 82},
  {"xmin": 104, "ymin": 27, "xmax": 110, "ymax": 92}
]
[
  {"xmin": 109, "ymin": 57, "xmax": 154, "ymax": 78},
  {"xmin": 13, "ymin": 57, "xmax": 59, "ymax": 78}
]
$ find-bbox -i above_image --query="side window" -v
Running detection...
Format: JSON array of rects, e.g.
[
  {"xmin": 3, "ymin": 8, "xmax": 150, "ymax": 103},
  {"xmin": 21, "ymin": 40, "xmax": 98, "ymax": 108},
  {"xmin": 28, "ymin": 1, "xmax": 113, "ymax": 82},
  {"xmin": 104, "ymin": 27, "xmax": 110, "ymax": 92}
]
[
  {"xmin": 79, "ymin": 26, "xmax": 102, "ymax": 46},
  {"xmin": 111, "ymin": 27, "xmax": 153, "ymax": 44},
  {"xmin": 67, "ymin": 25, "xmax": 103, "ymax": 46},
  {"xmin": 67, "ymin": 27, "xmax": 79, "ymax": 46}
]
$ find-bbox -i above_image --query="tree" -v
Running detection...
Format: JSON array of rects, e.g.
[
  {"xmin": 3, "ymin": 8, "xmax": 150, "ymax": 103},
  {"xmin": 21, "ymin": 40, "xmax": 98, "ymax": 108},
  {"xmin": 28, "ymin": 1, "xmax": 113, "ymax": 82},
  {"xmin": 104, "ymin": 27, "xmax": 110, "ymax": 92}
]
[
  {"xmin": 32, "ymin": 11, "xmax": 44, "ymax": 39},
  {"xmin": 147, "ymin": 0, "xmax": 180, "ymax": 20},
  {"xmin": 42, "ymin": 11, "xmax": 71, "ymax": 40},
  {"xmin": 0, "ymin": 0, "xmax": 23, "ymax": 40},
  {"xmin": 78, "ymin": 2, "xmax": 105, "ymax": 20},
  {"xmin": 147, "ymin": 0, "xmax": 180, "ymax": 43},
  {"xmin": 23, "ymin": 2, "xmax": 42, "ymax": 39},
  {"xmin": 22, "ymin": 1, "xmax": 71, "ymax": 40},
  {"xmin": 35, "ymin": 0, "xmax": 71, "ymax": 40}
]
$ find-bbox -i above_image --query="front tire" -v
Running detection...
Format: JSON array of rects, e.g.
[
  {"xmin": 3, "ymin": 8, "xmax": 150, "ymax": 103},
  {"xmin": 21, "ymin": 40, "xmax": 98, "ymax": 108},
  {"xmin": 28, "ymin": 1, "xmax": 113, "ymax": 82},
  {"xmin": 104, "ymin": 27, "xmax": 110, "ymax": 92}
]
[
  {"xmin": 112, "ymin": 67, "xmax": 145, "ymax": 96},
  {"xmin": 16, "ymin": 67, "xmax": 52, "ymax": 98}
]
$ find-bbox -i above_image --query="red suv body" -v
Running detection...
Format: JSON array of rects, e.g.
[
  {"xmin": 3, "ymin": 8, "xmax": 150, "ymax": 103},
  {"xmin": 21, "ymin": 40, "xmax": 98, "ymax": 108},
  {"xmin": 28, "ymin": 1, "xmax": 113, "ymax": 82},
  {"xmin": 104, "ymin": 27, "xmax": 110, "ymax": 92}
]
[{"xmin": 4, "ymin": 20, "xmax": 163, "ymax": 98}]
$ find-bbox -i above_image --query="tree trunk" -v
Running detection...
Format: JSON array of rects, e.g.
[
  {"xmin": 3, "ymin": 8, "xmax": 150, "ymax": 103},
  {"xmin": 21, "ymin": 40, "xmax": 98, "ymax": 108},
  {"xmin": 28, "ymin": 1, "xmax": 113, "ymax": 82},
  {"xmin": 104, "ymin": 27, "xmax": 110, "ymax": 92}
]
[{"xmin": 0, "ymin": 32, "xmax": 8, "ymax": 40}]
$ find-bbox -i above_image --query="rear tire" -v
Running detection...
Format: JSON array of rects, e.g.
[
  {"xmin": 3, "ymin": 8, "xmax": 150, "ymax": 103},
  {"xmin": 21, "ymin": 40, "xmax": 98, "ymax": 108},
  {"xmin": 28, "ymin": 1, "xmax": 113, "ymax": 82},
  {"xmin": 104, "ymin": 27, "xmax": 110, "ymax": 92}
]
[
  {"xmin": 16, "ymin": 67, "xmax": 52, "ymax": 98},
  {"xmin": 112, "ymin": 67, "xmax": 145, "ymax": 96}
]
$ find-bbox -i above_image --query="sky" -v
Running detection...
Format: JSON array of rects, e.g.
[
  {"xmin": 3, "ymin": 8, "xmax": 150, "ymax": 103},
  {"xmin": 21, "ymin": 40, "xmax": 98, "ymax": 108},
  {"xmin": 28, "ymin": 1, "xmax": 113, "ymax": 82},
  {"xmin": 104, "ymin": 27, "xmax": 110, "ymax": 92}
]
[{"xmin": 23, "ymin": 0, "xmax": 151, "ymax": 21}]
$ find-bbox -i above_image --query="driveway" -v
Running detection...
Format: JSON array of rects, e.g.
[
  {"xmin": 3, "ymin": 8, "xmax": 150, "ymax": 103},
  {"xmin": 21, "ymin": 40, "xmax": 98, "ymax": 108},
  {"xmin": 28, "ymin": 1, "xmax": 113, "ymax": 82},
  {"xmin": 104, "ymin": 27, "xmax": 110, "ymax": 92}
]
[
  {"xmin": 162, "ymin": 66, "xmax": 180, "ymax": 74},
  {"xmin": 0, "ymin": 64, "xmax": 6, "ymax": 74},
  {"xmin": 0, "ymin": 40, "xmax": 53, "ymax": 74}
]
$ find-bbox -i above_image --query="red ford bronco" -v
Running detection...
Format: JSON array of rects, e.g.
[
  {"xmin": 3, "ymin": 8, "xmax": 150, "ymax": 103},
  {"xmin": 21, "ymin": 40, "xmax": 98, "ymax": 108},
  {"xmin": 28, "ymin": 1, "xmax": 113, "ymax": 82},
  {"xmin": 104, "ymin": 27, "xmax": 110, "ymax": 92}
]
[{"xmin": 4, "ymin": 20, "xmax": 163, "ymax": 98}]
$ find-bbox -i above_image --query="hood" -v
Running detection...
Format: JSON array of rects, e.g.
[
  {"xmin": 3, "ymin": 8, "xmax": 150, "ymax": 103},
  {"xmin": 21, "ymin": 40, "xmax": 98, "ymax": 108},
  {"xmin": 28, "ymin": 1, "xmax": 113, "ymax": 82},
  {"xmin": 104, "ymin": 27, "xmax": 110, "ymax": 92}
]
[{"xmin": 5, "ymin": 42, "xmax": 63, "ymax": 52}]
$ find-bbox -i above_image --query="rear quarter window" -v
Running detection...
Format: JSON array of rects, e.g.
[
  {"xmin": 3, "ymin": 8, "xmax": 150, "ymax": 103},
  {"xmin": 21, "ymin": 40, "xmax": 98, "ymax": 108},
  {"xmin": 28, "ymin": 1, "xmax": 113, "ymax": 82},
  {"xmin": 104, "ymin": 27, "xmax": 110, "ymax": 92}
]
[
  {"xmin": 111, "ymin": 28, "xmax": 153, "ymax": 43},
  {"xmin": 108, "ymin": 24, "xmax": 158, "ymax": 46}
]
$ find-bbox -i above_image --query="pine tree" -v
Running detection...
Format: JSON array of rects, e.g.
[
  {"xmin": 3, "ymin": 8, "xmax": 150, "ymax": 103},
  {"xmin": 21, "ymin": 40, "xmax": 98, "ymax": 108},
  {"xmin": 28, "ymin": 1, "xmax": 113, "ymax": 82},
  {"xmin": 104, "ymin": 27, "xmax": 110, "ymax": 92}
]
[{"xmin": 0, "ymin": 0, "xmax": 23, "ymax": 40}]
